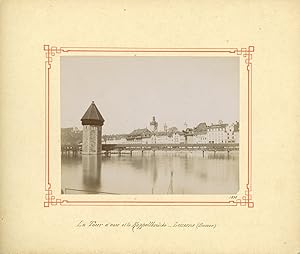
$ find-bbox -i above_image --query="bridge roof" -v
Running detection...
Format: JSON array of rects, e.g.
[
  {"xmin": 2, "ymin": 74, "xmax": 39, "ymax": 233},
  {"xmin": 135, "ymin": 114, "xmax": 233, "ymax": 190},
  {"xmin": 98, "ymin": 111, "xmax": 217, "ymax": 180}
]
[{"xmin": 81, "ymin": 101, "xmax": 104, "ymax": 126}]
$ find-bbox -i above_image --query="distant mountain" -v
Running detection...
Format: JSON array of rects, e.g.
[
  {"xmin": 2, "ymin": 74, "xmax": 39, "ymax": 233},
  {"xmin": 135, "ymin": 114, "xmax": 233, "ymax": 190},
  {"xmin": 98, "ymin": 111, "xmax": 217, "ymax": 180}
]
[{"xmin": 61, "ymin": 128, "xmax": 82, "ymax": 146}]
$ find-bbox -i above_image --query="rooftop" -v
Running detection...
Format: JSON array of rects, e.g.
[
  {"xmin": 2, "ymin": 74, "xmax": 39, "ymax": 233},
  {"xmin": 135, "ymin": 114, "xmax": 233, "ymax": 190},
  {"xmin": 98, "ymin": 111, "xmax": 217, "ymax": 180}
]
[
  {"xmin": 194, "ymin": 122, "xmax": 208, "ymax": 134},
  {"xmin": 128, "ymin": 128, "xmax": 152, "ymax": 137},
  {"xmin": 208, "ymin": 123, "xmax": 228, "ymax": 129},
  {"xmin": 81, "ymin": 101, "xmax": 105, "ymax": 126}
]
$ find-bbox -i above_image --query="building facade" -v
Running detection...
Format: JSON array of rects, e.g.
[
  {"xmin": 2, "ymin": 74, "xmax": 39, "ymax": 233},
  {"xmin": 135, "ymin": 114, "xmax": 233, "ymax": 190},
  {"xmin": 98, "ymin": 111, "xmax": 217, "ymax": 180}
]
[
  {"xmin": 126, "ymin": 128, "xmax": 152, "ymax": 144},
  {"xmin": 103, "ymin": 134, "xmax": 128, "ymax": 144},
  {"xmin": 207, "ymin": 123, "xmax": 228, "ymax": 144},
  {"xmin": 184, "ymin": 121, "xmax": 239, "ymax": 144},
  {"xmin": 193, "ymin": 122, "xmax": 208, "ymax": 144},
  {"xmin": 99, "ymin": 117, "xmax": 239, "ymax": 146}
]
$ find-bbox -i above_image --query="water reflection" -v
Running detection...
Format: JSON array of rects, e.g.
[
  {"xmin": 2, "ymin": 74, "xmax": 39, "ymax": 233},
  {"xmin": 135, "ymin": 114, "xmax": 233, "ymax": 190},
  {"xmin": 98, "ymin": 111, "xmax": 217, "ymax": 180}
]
[
  {"xmin": 82, "ymin": 155, "xmax": 102, "ymax": 189},
  {"xmin": 61, "ymin": 151, "xmax": 239, "ymax": 194}
]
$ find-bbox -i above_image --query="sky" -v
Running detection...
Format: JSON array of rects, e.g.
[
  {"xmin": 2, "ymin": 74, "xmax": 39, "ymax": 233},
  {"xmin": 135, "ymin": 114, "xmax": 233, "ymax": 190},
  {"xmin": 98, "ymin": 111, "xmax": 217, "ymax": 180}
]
[{"xmin": 61, "ymin": 56, "xmax": 239, "ymax": 135}]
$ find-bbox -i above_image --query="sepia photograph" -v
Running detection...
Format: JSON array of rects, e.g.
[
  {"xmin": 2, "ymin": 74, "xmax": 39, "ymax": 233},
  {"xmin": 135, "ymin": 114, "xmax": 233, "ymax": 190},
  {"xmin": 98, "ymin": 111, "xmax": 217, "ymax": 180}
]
[
  {"xmin": 60, "ymin": 56, "xmax": 240, "ymax": 195},
  {"xmin": 2, "ymin": 0, "xmax": 300, "ymax": 253}
]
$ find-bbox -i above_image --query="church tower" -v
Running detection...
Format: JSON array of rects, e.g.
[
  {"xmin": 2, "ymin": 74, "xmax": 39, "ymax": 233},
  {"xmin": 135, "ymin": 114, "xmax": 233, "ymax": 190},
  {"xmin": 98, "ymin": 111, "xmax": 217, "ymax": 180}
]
[
  {"xmin": 150, "ymin": 116, "xmax": 158, "ymax": 133},
  {"xmin": 81, "ymin": 101, "xmax": 105, "ymax": 155}
]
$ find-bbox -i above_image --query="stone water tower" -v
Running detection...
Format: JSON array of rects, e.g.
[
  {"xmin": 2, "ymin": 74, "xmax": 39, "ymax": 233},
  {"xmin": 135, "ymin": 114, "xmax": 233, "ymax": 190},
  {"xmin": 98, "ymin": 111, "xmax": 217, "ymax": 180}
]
[{"xmin": 81, "ymin": 101, "xmax": 104, "ymax": 155}]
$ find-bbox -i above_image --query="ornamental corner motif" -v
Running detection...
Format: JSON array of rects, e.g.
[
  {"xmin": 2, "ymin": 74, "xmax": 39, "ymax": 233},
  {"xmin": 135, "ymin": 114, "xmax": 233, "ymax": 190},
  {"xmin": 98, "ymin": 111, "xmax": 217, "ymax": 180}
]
[
  {"xmin": 44, "ymin": 45, "xmax": 63, "ymax": 69},
  {"xmin": 235, "ymin": 46, "xmax": 255, "ymax": 70},
  {"xmin": 44, "ymin": 183, "xmax": 66, "ymax": 207}
]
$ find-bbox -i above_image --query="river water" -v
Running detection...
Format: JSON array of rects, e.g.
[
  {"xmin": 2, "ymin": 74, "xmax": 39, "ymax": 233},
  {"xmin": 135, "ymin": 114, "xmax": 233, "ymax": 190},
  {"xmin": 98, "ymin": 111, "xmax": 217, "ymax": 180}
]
[{"xmin": 61, "ymin": 151, "xmax": 239, "ymax": 195}]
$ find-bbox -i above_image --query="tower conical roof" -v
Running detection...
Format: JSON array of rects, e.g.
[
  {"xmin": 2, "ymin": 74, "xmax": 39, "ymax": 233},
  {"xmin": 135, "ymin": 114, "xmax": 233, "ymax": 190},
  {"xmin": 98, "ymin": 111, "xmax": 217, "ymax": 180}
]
[{"xmin": 81, "ymin": 101, "xmax": 104, "ymax": 126}]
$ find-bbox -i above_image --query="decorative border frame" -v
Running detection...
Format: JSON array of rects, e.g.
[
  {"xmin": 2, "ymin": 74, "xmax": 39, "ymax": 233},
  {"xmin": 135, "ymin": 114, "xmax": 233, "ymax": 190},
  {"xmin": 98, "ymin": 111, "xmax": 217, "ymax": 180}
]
[{"xmin": 44, "ymin": 46, "xmax": 254, "ymax": 208}]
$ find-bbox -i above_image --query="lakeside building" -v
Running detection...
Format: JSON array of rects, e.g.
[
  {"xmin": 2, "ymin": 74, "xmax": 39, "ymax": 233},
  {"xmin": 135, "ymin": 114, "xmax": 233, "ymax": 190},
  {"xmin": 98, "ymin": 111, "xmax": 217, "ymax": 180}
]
[
  {"xmin": 207, "ymin": 122, "xmax": 228, "ymax": 144},
  {"xmin": 183, "ymin": 121, "xmax": 239, "ymax": 144},
  {"xmin": 103, "ymin": 134, "xmax": 128, "ymax": 144},
  {"xmin": 99, "ymin": 117, "xmax": 239, "ymax": 145},
  {"xmin": 183, "ymin": 123, "xmax": 208, "ymax": 144},
  {"xmin": 172, "ymin": 131, "xmax": 185, "ymax": 144},
  {"xmin": 193, "ymin": 122, "xmax": 208, "ymax": 144},
  {"xmin": 233, "ymin": 122, "xmax": 240, "ymax": 143},
  {"xmin": 123, "ymin": 128, "xmax": 185, "ymax": 145},
  {"xmin": 62, "ymin": 120, "xmax": 239, "ymax": 146},
  {"xmin": 126, "ymin": 128, "xmax": 152, "ymax": 144},
  {"xmin": 153, "ymin": 131, "xmax": 172, "ymax": 144},
  {"xmin": 152, "ymin": 130, "xmax": 185, "ymax": 144}
]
